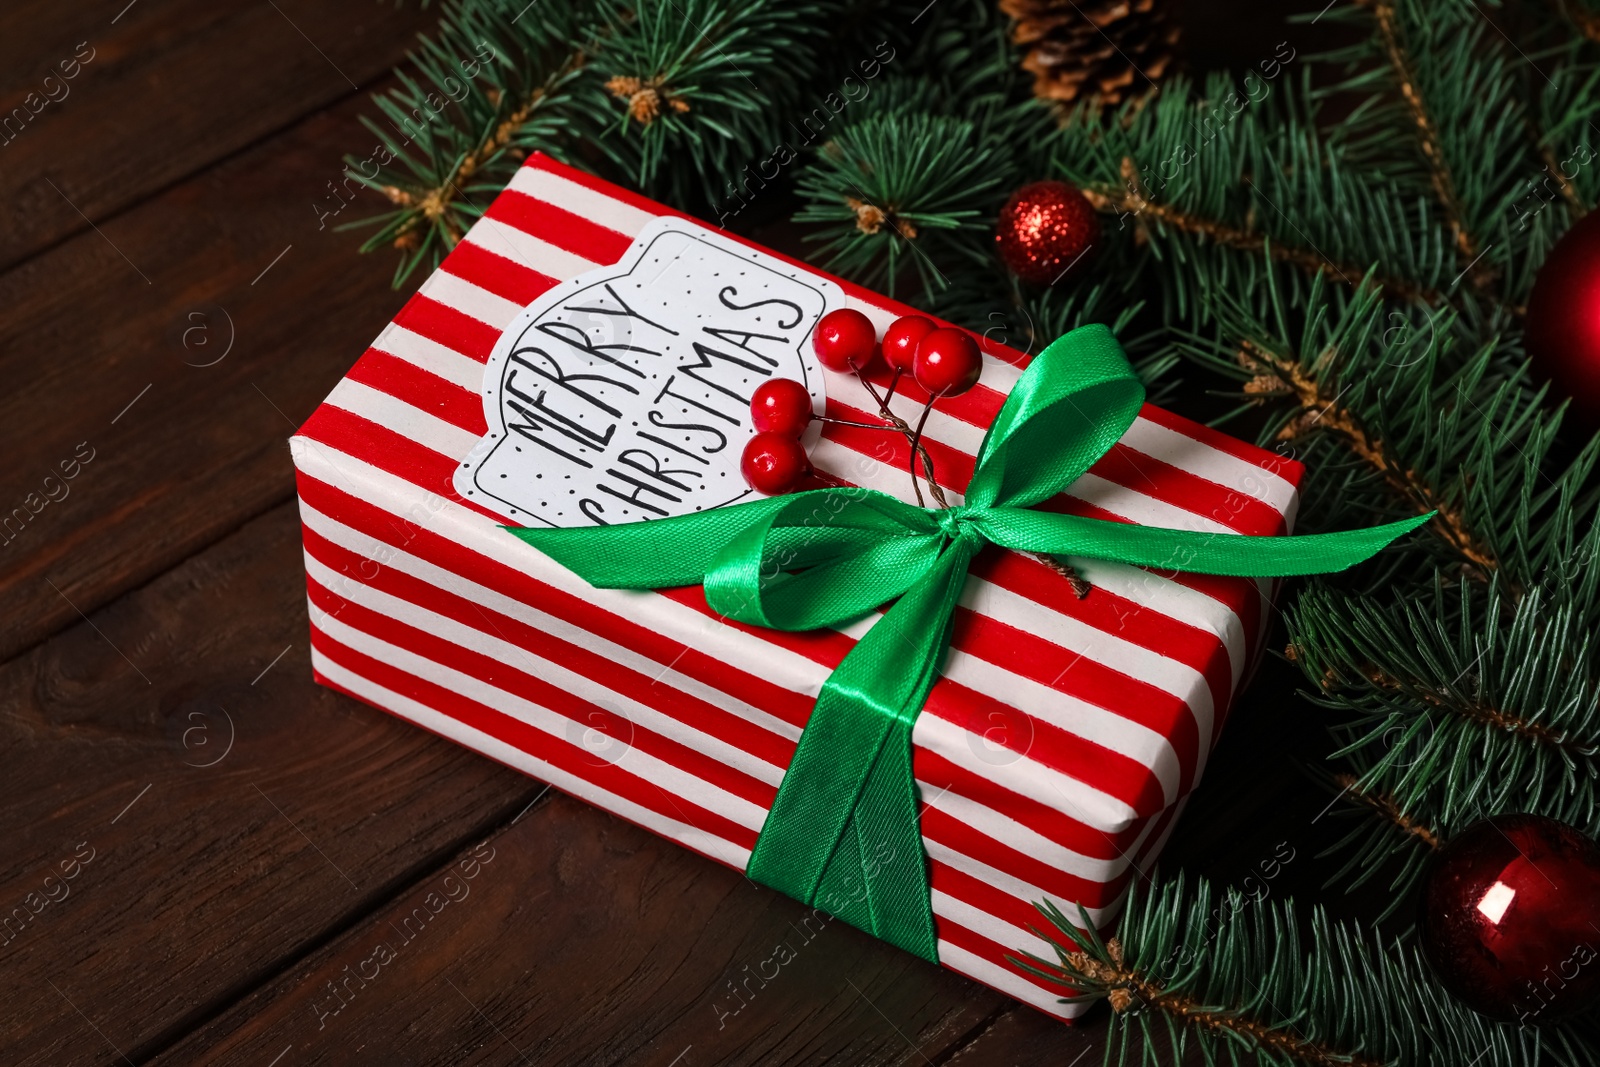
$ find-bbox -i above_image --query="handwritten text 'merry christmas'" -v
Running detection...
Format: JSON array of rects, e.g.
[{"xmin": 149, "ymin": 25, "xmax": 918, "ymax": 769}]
[
  {"xmin": 507, "ymin": 284, "xmax": 802, "ymax": 522},
  {"xmin": 461, "ymin": 222, "xmax": 834, "ymax": 528}
]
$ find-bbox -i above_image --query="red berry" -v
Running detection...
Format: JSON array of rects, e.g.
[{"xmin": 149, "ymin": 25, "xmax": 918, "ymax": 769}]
[
  {"xmin": 751, "ymin": 378, "xmax": 813, "ymax": 436},
  {"xmin": 741, "ymin": 432, "xmax": 809, "ymax": 495},
  {"xmin": 813, "ymin": 308, "xmax": 878, "ymax": 372},
  {"xmin": 882, "ymin": 315, "xmax": 934, "ymax": 373},
  {"xmin": 913, "ymin": 328, "xmax": 983, "ymax": 397}
]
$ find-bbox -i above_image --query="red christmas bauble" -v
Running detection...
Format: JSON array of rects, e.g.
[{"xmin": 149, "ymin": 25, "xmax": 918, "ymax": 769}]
[
  {"xmin": 995, "ymin": 180, "xmax": 1101, "ymax": 286},
  {"xmin": 882, "ymin": 315, "xmax": 935, "ymax": 373},
  {"xmin": 812, "ymin": 308, "xmax": 878, "ymax": 372},
  {"xmin": 1419, "ymin": 813, "xmax": 1600, "ymax": 1023},
  {"xmin": 913, "ymin": 327, "xmax": 983, "ymax": 397},
  {"xmin": 751, "ymin": 378, "xmax": 813, "ymax": 436},
  {"xmin": 1526, "ymin": 209, "xmax": 1600, "ymax": 426},
  {"xmin": 740, "ymin": 432, "xmax": 809, "ymax": 495}
]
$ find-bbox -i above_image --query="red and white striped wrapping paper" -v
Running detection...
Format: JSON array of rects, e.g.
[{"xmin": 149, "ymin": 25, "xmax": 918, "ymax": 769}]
[{"xmin": 291, "ymin": 153, "xmax": 1303, "ymax": 1021}]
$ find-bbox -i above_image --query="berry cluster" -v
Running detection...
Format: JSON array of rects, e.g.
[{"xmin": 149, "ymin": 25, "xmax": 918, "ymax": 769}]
[{"xmin": 740, "ymin": 308, "xmax": 983, "ymax": 501}]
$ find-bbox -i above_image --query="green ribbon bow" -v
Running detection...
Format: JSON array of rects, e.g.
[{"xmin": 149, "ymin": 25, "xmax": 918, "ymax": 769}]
[{"xmin": 508, "ymin": 324, "xmax": 1430, "ymax": 962}]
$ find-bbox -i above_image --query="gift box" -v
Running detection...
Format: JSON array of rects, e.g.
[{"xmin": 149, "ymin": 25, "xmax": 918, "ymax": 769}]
[{"xmin": 291, "ymin": 152, "xmax": 1303, "ymax": 1021}]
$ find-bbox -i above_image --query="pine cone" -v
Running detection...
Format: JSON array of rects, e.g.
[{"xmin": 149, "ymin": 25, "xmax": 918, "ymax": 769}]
[{"xmin": 1000, "ymin": 0, "xmax": 1180, "ymax": 107}]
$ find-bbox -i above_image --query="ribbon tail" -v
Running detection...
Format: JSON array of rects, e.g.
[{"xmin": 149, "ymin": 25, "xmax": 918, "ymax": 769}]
[
  {"xmin": 808, "ymin": 716, "xmax": 928, "ymax": 954},
  {"xmin": 745, "ymin": 539, "xmax": 977, "ymax": 962},
  {"xmin": 975, "ymin": 508, "xmax": 1438, "ymax": 577},
  {"xmin": 505, "ymin": 491, "xmax": 800, "ymax": 589}
]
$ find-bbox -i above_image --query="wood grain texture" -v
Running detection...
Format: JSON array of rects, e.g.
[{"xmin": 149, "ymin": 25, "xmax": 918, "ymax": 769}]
[
  {"xmin": 146, "ymin": 791, "xmax": 1019, "ymax": 1067},
  {"xmin": 945, "ymin": 1007, "xmax": 1112, "ymax": 1067},
  {"xmin": 0, "ymin": 1, "xmax": 1361, "ymax": 1064},
  {"xmin": 0, "ymin": 0, "xmax": 434, "ymax": 272},
  {"xmin": 0, "ymin": 502, "xmax": 534, "ymax": 1065},
  {"xmin": 0, "ymin": 88, "xmax": 418, "ymax": 663}
]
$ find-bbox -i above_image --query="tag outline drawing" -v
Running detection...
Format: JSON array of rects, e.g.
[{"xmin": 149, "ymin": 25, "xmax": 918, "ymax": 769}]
[{"xmin": 455, "ymin": 215, "xmax": 840, "ymax": 528}]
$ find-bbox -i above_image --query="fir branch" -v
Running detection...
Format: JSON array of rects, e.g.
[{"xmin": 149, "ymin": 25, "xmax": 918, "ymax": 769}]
[
  {"xmin": 1038, "ymin": 931, "xmax": 1389, "ymax": 1067},
  {"xmin": 786, "ymin": 0, "xmax": 1079, "ymax": 306},
  {"xmin": 348, "ymin": 0, "xmax": 845, "ymax": 284},
  {"xmin": 1180, "ymin": 269, "xmax": 1600, "ymax": 593},
  {"xmin": 1532, "ymin": 40, "xmax": 1600, "ymax": 219},
  {"xmin": 1352, "ymin": 660, "xmax": 1597, "ymax": 759},
  {"xmin": 792, "ymin": 107, "xmax": 1029, "ymax": 299},
  {"xmin": 582, "ymin": 0, "xmax": 836, "ymax": 203},
  {"xmin": 1535, "ymin": 138, "xmax": 1587, "ymax": 217},
  {"xmin": 1052, "ymin": 72, "xmax": 1463, "ymax": 322},
  {"xmin": 1313, "ymin": 769, "xmax": 1441, "ymax": 918},
  {"xmin": 1017, "ymin": 877, "xmax": 1597, "ymax": 1067},
  {"xmin": 1311, "ymin": 763, "xmax": 1442, "ymax": 915},
  {"xmin": 383, "ymin": 46, "xmax": 591, "ymax": 253},
  {"xmin": 1018, "ymin": 908, "xmax": 1385, "ymax": 1067},
  {"xmin": 1329, "ymin": 771, "xmax": 1441, "ymax": 851},
  {"xmin": 1232, "ymin": 332, "xmax": 1497, "ymax": 576},
  {"xmin": 342, "ymin": 0, "xmax": 601, "ymax": 284},
  {"xmin": 1360, "ymin": 0, "xmax": 1486, "ymax": 279},
  {"xmin": 1313, "ymin": 0, "xmax": 1564, "ymax": 307},
  {"xmin": 1081, "ymin": 158, "xmax": 1439, "ymax": 305},
  {"xmin": 1289, "ymin": 576, "xmax": 1600, "ymax": 837}
]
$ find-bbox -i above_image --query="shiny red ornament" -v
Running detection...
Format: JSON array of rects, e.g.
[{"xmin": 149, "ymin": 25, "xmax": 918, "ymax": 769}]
[
  {"xmin": 751, "ymin": 378, "xmax": 813, "ymax": 437},
  {"xmin": 913, "ymin": 327, "xmax": 983, "ymax": 397},
  {"xmin": 740, "ymin": 432, "xmax": 809, "ymax": 495},
  {"xmin": 1420, "ymin": 813, "xmax": 1600, "ymax": 1023},
  {"xmin": 882, "ymin": 315, "xmax": 935, "ymax": 373},
  {"xmin": 995, "ymin": 180, "xmax": 1101, "ymax": 286},
  {"xmin": 1526, "ymin": 209, "xmax": 1600, "ymax": 427},
  {"xmin": 812, "ymin": 308, "xmax": 878, "ymax": 372}
]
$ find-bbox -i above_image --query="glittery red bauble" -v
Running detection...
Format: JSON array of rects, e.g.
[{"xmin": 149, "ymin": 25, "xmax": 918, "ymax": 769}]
[
  {"xmin": 1526, "ymin": 209, "xmax": 1600, "ymax": 426},
  {"xmin": 1420, "ymin": 814, "xmax": 1600, "ymax": 1023},
  {"xmin": 995, "ymin": 180, "xmax": 1101, "ymax": 286}
]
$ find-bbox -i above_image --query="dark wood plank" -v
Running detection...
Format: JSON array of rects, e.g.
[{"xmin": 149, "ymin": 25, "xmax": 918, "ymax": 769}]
[
  {"xmin": 0, "ymin": 0, "xmax": 435, "ymax": 272},
  {"xmin": 0, "ymin": 501, "xmax": 536, "ymax": 1065},
  {"xmin": 146, "ymin": 791, "xmax": 1013, "ymax": 1067},
  {"xmin": 0, "ymin": 494, "xmax": 1011, "ymax": 1067},
  {"xmin": 942, "ymin": 1006, "xmax": 1135, "ymax": 1066},
  {"xmin": 0, "ymin": 88, "xmax": 418, "ymax": 663},
  {"xmin": 943, "ymin": 1007, "xmax": 1107, "ymax": 1066}
]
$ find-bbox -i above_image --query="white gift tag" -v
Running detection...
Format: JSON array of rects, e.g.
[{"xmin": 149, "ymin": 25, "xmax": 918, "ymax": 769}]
[{"xmin": 456, "ymin": 217, "xmax": 841, "ymax": 527}]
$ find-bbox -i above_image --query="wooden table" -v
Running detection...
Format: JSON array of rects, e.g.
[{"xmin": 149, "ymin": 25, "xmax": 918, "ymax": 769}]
[{"xmin": 2, "ymin": 3, "xmax": 1365, "ymax": 1063}]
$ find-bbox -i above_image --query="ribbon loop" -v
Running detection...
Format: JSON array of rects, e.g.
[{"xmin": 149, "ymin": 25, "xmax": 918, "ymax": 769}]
[
  {"xmin": 967, "ymin": 324, "xmax": 1146, "ymax": 510},
  {"xmin": 506, "ymin": 323, "xmax": 1432, "ymax": 962}
]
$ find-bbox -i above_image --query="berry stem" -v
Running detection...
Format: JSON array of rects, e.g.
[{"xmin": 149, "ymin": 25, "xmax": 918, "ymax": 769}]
[
  {"xmin": 1025, "ymin": 552, "xmax": 1091, "ymax": 598},
  {"xmin": 854, "ymin": 367, "xmax": 892, "ymax": 413},
  {"xmin": 908, "ymin": 399, "xmax": 944, "ymax": 510},
  {"xmin": 853, "ymin": 370, "xmax": 948, "ymax": 507},
  {"xmin": 883, "ymin": 367, "xmax": 903, "ymax": 406},
  {"xmin": 815, "ymin": 414, "xmax": 901, "ymax": 431}
]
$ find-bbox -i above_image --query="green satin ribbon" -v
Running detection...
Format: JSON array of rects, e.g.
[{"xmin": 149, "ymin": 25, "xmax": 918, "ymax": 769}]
[{"xmin": 508, "ymin": 324, "xmax": 1431, "ymax": 962}]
